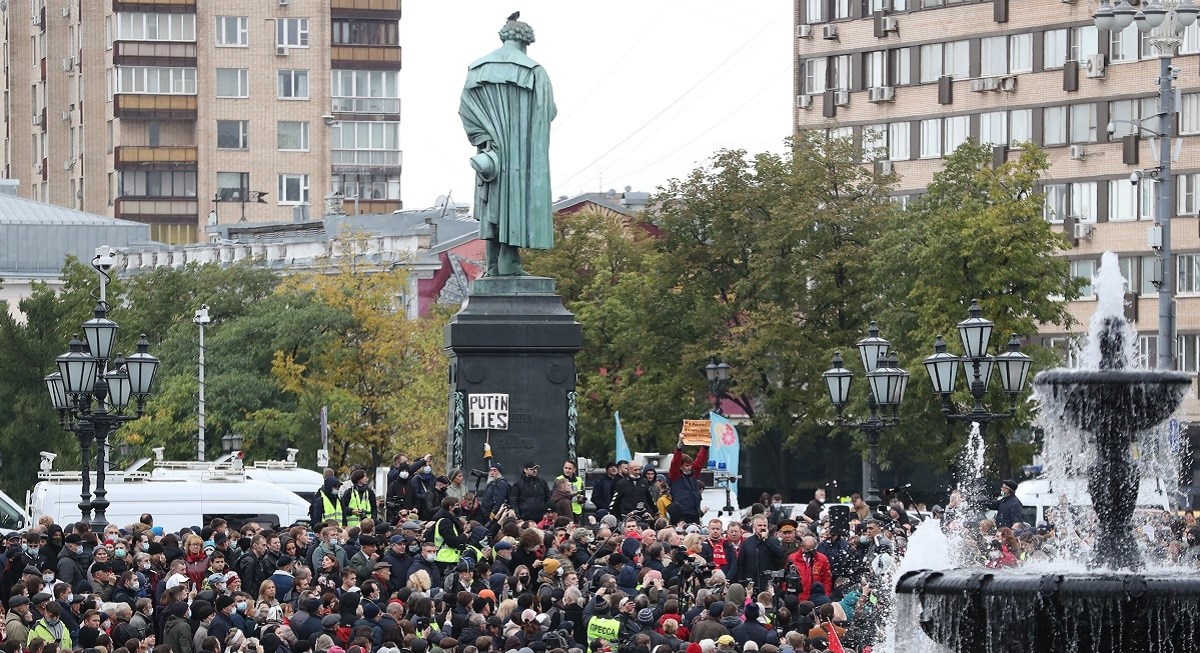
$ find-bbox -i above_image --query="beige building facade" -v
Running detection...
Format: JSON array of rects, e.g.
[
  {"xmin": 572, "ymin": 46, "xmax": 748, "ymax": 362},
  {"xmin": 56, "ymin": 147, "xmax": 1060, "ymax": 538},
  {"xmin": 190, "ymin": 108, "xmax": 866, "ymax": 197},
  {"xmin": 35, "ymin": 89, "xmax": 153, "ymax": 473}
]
[
  {"xmin": 2, "ymin": 0, "xmax": 402, "ymax": 244},
  {"xmin": 794, "ymin": 0, "xmax": 1200, "ymax": 422}
]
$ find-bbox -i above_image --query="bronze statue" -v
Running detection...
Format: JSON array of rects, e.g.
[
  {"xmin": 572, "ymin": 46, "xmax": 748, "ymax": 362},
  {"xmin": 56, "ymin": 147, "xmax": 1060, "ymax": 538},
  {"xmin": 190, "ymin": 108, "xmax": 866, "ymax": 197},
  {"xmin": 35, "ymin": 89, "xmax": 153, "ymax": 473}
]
[{"xmin": 460, "ymin": 13, "xmax": 557, "ymax": 277}]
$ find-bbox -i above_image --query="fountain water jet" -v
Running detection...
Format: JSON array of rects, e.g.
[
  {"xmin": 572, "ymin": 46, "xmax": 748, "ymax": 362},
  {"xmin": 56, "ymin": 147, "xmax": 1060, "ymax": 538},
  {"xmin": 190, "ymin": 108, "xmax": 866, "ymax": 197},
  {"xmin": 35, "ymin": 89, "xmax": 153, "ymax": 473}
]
[{"xmin": 895, "ymin": 251, "xmax": 1197, "ymax": 652}]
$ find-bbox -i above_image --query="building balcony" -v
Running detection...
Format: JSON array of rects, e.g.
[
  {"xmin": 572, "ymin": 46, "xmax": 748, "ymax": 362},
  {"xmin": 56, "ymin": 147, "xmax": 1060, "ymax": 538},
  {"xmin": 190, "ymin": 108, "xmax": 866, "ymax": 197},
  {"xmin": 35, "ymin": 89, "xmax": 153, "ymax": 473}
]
[
  {"xmin": 115, "ymin": 198, "xmax": 198, "ymax": 222},
  {"xmin": 114, "ymin": 94, "xmax": 197, "ymax": 120},
  {"xmin": 114, "ymin": 41, "xmax": 197, "ymax": 67},
  {"xmin": 330, "ymin": 0, "xmax": 401, "ymax": 19},
  {"xmin": 114, "ymin": 145, "xmax": 198, "ymax": 168},
  {"xmin": 331, "ymin": 97, "xmax": 400, "ymax": 116},
  {"xmin": 332, "ymin": 150, "xmax": 402, "ymax": 173},
  {"xmin": 331, "ymin": 45, "xmax": 401, "ymax": 70},
  {"xmin": 112, "ymin": 0, "xmax": 195, "ymax": 12},
  {"xmin": 343, "ymin": 198, "xmax": 402, "ymax": 214}
]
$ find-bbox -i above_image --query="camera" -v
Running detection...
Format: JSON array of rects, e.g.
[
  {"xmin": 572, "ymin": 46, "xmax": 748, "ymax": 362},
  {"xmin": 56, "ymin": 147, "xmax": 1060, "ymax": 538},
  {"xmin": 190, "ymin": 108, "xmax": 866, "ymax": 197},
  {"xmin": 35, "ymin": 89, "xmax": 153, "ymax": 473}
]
[
  {"xmin": 415, "ymin": 617, "xmax": 430, "ymax": 630},
  {"xmin": 1131, "ymin": 170, "xmax": 1143, "ymax": 186},
  {"xmin": 470, "ymin": 469, "xmax": 487, "ymax": 479},
  {"xmin": 93, "ymin": 245, "xmax": 115, "ymax": 273}
]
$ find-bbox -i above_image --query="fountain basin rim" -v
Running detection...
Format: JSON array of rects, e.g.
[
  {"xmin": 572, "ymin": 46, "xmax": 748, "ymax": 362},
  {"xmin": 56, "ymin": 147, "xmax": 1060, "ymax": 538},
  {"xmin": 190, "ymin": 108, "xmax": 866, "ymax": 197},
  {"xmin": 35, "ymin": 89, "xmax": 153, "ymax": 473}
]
[
  {"xmin": 1033, "ymin": 368, "xmax": 1193, "ymax": 386},
  {"xmin": 896, "ymin": 568, "xmax": 1200, "ymax": 597}
]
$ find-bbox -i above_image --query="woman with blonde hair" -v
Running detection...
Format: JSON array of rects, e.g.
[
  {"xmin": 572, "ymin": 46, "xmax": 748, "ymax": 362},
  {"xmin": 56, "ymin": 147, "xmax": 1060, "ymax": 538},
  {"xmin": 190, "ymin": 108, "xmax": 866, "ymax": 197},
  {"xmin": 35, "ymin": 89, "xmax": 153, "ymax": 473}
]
[
  {"xmin": 406, "ymin": 569, "xmax": 431, "ymax": 593},
  {"xmin": 254, "ymin": 579, "xmax": 279, "ymax": 624},
  {"xmin": 182, "ymin": 534, "xmax": 209, "ymax": 587}
]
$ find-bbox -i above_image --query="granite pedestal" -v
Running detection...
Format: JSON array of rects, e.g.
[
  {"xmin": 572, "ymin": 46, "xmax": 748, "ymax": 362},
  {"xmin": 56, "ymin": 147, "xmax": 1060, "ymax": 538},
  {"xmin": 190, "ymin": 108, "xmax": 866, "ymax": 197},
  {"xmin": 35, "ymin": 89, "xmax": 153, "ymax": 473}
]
[{"xmin": 444, "ymin": 276, "xmax": 582, "ymax": 481}]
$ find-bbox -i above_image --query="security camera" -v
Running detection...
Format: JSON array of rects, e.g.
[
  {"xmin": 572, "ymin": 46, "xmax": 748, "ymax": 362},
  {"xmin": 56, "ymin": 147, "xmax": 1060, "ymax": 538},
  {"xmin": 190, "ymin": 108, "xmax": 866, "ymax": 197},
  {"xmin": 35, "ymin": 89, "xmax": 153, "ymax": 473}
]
[
  {"xmin": 1131, "ymin": 170, "xmax": 1143, "ymax": 186},
  {"xmin": 1170, "ymin": 66, "xmax": 1181, "ymax": 80},
  {"xmin": 39, "ymin": 452, "xmax": 57, "ymax": 472},
  {"xmin": 1106, "ymin": 122, "xmax": 1117, "ymax": 137},
  {"xmin": 92, "ymin": 245, "xmax": 115, "ymax": 273},
  {"xmin": 194, "ymin": 304, "xmax": 211, "ymax": 326},
  {"xmin": 152, "ymin": 446, "xmax": 165, "ymax": 461},
  {"xmin": 285, "ymin": 448, "xmax": 299, "ymax": 463}
]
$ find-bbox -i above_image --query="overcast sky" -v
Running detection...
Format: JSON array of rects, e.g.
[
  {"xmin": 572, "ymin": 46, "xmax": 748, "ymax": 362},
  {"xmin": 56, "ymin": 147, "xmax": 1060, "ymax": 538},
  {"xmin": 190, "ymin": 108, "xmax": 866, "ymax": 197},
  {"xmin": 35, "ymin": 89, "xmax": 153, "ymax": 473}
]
[{"xmin": 399, "ymin": 1, "xmax": 792, "ymax": 210}]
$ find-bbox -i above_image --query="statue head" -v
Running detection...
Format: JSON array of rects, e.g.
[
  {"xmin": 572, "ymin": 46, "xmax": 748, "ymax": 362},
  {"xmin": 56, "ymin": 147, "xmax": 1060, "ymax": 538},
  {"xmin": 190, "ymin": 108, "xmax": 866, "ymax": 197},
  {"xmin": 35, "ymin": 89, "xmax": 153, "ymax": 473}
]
[{"xmin": 499, "ymin": 16, "xmax": 535, "ymax": 46}]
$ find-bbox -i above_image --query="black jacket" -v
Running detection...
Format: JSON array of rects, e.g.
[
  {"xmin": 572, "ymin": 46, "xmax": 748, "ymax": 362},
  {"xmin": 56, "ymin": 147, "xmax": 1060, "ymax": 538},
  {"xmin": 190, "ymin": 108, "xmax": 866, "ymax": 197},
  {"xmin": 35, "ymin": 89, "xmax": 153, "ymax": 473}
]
[
  {"xmin": 991, "ymin": 494, "xmax": 1024, "ymax": 529},
  {"xmin": 590, "ymin": 474, "xmax": 618, "ymax": 516},
  {"xmin": 610, "ymin": 475, "xmax": 653, "ymax": 515},
  {"xmin": 479, "ymin": 477, "xmax": 511, "ymax": 518},
  {"xmin": 509, "ymin": 474, "xmax": 550, "ymax": 521}
]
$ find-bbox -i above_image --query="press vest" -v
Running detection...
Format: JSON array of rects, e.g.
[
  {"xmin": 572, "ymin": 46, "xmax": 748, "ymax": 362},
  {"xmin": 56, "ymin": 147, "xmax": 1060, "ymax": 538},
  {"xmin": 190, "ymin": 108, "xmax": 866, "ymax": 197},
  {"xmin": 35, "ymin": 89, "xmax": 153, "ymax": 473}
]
[
  {"xmin": 557, "ymin": 474, "xmax": 584, "ymax": 515},
  {"xmin": 587, "ymin": 616, "xmax": 621, "ymax": 643},
  {"xmin": 433, "ymin": 521, "xmax": 461, "ymax": 564},
  {"xmin": 346, "ymin": 488, "xmax": 371, "ymax": 527},
  {"xmin": 321, "ymin": 492, "xmax": 344, "ymax": 524}
]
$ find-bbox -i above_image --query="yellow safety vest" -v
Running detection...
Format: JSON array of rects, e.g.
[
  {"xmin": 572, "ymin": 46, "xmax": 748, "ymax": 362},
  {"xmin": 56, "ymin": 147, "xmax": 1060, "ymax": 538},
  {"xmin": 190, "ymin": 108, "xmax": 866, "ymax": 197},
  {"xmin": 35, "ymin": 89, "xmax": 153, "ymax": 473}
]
[
  {"xmin": 346, "ymin": 488, "xmax": 371, "ymax": 527},
  {"xmin": 433, "ymin": 520, "xmax": 461, "ymax": 564},
  {"xmin": 587, "ymin": 616, "xmax": 621, "ymax": 643},
  {"xmin": 558, "ymin": 474, "xmax": 584, "ymax": 515},
  {"xmin": 321, "ymin": 493, "xmax": 343, "ymax": 525}
]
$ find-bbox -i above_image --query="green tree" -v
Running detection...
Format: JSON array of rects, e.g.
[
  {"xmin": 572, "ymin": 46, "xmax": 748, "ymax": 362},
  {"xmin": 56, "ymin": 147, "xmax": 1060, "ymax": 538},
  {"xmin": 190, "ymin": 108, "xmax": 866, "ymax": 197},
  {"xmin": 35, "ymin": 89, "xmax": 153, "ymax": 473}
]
[{"xmin": 869, "ymin": 141, "xmax": 1082, "ymax": 479}]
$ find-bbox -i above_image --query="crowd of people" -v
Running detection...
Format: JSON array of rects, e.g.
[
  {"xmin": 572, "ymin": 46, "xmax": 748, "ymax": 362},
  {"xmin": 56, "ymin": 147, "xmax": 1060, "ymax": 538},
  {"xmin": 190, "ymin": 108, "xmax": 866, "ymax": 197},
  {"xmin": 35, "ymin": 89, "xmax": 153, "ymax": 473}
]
[{"xmin": 3, "ymin": 441, "xmax": 1195, "ymax": 653}]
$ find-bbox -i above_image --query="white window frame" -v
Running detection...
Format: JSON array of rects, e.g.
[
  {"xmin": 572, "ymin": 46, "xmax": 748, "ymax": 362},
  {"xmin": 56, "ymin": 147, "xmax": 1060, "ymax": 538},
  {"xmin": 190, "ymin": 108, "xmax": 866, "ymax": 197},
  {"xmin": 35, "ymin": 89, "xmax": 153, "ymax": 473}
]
[
  {"xmin": 980, "ymin": 111, "xmax": 1007, "ymax": 147},
  {"xmin": 803, "ymin": 58, "xmax": 827, "ymax": 95},
  {"xmin": 1109, "ymin": 179, "xmax": 1138, "ymax": 222},
  {"xmin": 920, "ymin": 118, "xmax": 941, "ymax": 159},
  {"xmin": 116, "ymin": 12, "xmax": 196, "ymax": 42},
  {"xmin": 1069, "ymin": 25, "xmax": 1100, "ymax": 62},
  {"xmin": 331, "ymin": 70, "xmax": 400, "ymax": 114},
  {"xmin": 919, "ymin": 43, "xmax": 943, "ymax": 83},
  {"xmin": 215, "ymin": 16, "xmax": 248, "ymax": 47},
  {"xmin": 1044, "ymin": 106, "xmax": 1067, "ymax": 146},
  {"xmin": 945, "ymin": 40, "xmax": 970, "ymax": 79},
  {"xmin": 215, "ymin": 68, "xmax": 249, "ymax": 98},
  {"xmin": 1043, "ymin": 183, "xmax": 1067, "ymax": 223},
  {"xmin": 1044, "ymin": 29, "xmax": 1068, "ymax": 69},
  {"xmin": 1071, "ymin": 181, "xmax": 1098, "ymax": 224},
  {"xmin": 1181, "ymin": 93, "xmax": 1200, "ymax": 135},
  {"xmin": 115, "ymin": 66, "xmax": 196, "ymax": 94},
  {"xmin": 1070, "ymin": 103, "xmax": 1097, "ymax": 144},
  {"xmin": 805, "ymin": 0, "xmax": 824, "ymax": 24},
  {"xmin": 216, "ymin": 119, "xmax": 249, "ymax": 150},
  {"xmin": 276, "ymin": 17, "xmax": 309, "ymax": 48},
  {"xmin": 1177, "ymin": 334, "xmax": 1200, "ymax": 373},
  {"xmin": 944, "ymin": 115, "xmax": 969, "ymax": 154},
  {"xmin": 1071, "ymin": 258, "xmax": 1098, "ymax": 298},
  {"xmin": 1009, "ymin": 33, "xmax": 1033, "ymax": 73},
  {"xmin": 1180, "ymin": 173, "xmax": 1200, "ymax": 216},
  {"xmin": 888, "ymin": 122, "xmax": 911, "ymax": 161},
  {"xmin": 1111, "ymin": 24, "xmax": 1140, "ymax": 62},
  {"xmin": 829, "ymin": 55, "xmax": 851, "ymax": 92},
  {"xmin": 278, "ymin": 173, "xmax": 311, "ymax": 205},
  {"xmin": 330, "ymin": 121, "xmax": 402, "ymax": 167},
  {"xmin": 277, "ymin": 69, "xmax": 309, "ymax": 100},
  {"xmin": 277, "ymin": 121, "xmax": 310, "ymax": 152},
  {"xmin": 1178, "ymin": 253, "xmax": 1200, "ymax": 294},
  {"xmin": 1010, "ymin": 109, "xmax": 1033, "ymax": 147},
  {"xmin": 981, "ymin": 36, "xmax": 1008, "ymax": 77}
]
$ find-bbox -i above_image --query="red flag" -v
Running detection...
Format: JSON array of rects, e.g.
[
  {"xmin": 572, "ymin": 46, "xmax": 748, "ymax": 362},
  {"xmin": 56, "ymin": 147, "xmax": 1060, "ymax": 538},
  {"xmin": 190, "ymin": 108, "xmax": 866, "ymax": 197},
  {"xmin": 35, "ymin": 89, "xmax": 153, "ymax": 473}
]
[{"xmin": 825, "ymin": 619, "xmax": 845, "ymax": 653}]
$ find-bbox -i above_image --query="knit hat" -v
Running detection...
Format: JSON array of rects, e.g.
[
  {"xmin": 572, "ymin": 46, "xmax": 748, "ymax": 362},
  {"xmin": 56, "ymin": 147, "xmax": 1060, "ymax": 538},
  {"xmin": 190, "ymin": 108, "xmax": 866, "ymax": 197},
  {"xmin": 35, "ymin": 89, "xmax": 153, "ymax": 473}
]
[
  {"xmin": 621, "ymin": 538, "xmax": 641, "ymax": 559},
  {"xmin": 743, "ymin": 604, "xmax": 759, "ymax": 623},
  {"xmin": 542, "ymin": 558, "xmax": 560, "ymax": 576},
  {"xmin": 216, "ymin": 595, "xmax": 235, "ymax": 611},
  {"xmin": 708, "ymin": 601, "xmax": 725, "ymax": 619},
  {"xmin": 363, "ymin": 602, "xmax": 380, "ymax": 619},
  {"xmin": 1002, "ymin": 479, "xmax": 1019, "ymax": 492},
  {"xmin": 636, "ymin": 608, "xmax": 656, "ymax": 625}
]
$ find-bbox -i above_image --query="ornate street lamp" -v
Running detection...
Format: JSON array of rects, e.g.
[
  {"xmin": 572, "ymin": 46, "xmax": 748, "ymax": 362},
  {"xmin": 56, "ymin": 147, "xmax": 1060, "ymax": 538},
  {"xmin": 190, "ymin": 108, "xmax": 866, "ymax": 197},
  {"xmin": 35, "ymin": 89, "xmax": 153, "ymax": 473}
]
[
  {"xmin": 823, "ymin": 321, "xmax": 909, "ymax": 507},
  {"xmin": 45, "ymin": 247, "xmax": 159, "ymax": 531},
  {"xmin": 704, "ymin": 360, "xmax": 732, "ymax": 415}
]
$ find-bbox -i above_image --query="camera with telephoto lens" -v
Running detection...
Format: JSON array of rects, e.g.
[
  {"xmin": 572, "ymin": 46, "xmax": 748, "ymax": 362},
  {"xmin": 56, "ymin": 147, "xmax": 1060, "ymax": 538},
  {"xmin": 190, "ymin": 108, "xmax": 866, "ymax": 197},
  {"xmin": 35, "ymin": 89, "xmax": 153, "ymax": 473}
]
[{"xmin": 470, "ymin": 469, "xmax": 487, "ymax": 479}]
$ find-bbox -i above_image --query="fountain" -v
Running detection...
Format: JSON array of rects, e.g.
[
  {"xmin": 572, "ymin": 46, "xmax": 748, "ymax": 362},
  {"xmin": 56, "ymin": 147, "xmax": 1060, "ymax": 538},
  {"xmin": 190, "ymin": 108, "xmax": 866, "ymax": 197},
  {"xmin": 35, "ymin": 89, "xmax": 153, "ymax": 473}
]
[{"xmin": 895, "ymin": 252, "xmax": 1199, "ymax": 653}]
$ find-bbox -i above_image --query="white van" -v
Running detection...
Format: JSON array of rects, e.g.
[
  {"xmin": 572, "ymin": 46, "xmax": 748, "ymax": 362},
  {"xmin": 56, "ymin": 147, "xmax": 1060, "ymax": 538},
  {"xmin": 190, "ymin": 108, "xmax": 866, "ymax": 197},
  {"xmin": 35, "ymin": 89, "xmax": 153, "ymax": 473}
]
[
  {"xmin": 28, "ymin": 471, "xmax": 311, "ymax": 532},
  {"xmin": 128, "ymin": 451, "xmax": 326, "ymax": 504},
  {"xmin": 0, "ymin": 490, "xmax": 27, "ymax": 534},
  {"xmin": 1014, "ymin": 476, "xmax": 1172, "ymax": 526}
]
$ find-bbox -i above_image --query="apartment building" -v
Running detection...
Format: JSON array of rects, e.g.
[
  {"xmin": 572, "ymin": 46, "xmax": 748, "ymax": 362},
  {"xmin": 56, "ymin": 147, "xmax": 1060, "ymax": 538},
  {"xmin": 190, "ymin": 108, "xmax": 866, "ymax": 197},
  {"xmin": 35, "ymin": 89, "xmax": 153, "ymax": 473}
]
[
  {"xmin": 794, "ymin": 0, "xmax": 1200, "ymax": 429},
  {"xmin": 1, "ymin": 0, "xmax": 402, "ymax": 244}
]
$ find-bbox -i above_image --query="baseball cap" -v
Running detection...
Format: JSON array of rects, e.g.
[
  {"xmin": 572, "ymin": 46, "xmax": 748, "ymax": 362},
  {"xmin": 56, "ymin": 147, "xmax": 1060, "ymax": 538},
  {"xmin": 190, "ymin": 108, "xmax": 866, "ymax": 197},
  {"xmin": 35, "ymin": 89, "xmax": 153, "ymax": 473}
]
[
  {"xmin": 716, "ymin": 636, "xmax": 735, "ymax": 647},
  {"xmin": 523, "ymin": 461, "xmax": 538, "ymax": 469}
]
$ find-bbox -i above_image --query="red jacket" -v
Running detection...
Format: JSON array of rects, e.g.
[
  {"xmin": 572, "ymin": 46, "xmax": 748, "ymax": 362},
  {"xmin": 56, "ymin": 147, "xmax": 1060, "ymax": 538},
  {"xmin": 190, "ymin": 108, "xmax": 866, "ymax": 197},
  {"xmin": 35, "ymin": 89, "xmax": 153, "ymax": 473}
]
[
  {"xmin": 787, "ymin": 549, "xmax": 833, "ymax": 602},
  {"xmin": 668, "ymin": 446, "xmax": 709, "ymax": 483}
]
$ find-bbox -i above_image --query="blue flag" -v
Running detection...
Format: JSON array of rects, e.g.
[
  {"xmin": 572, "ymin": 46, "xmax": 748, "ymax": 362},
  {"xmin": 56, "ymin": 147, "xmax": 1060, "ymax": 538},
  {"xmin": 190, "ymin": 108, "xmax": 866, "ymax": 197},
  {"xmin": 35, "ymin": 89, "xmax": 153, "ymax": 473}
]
[
  {"xmin": 709, "ymin": 411, "xmax": 740, "ymax": 497},
  {"xmin": 615, "ymin": 412, "xmax": 631, "ymax": 463}
]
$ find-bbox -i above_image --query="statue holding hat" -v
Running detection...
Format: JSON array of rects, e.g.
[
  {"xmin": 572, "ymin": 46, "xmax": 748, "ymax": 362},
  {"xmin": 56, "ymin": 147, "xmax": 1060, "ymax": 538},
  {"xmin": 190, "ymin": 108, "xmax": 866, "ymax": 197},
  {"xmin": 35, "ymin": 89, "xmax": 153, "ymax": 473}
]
[{"xmin": 460, "ymin": 12, "xmax": 557, "ymax": 277}]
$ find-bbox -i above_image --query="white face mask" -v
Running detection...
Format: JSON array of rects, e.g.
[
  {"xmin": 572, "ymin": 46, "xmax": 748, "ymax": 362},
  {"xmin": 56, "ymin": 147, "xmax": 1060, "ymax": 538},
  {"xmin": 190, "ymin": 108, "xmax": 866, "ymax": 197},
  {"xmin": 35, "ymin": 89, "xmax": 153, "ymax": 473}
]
[{"xmin": 330, "ymin": 538, "xmax": 339, "ymax": 546}]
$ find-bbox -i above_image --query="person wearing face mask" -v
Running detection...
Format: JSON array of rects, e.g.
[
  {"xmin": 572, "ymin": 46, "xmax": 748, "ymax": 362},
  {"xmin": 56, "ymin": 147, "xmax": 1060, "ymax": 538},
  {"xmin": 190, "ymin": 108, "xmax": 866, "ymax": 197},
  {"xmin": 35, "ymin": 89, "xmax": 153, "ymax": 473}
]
[
  {"xmin": 386, "ymin": 454, "xmax": 426, "ymax": 523},
  {"xmin": 409, "ymin": 461, "xmax": 438, "ymax": 520},
  {"xmin": 2, "ymin": 534, "xmax": 32, "ymax": 601},
  {"xmin": 308, "ymin": 527, "xmax": 347, "ymax": 572},
  {"xmin": 406, "ymin": 542, "xmax": 443, "ymax": 590},
  {"xmin": 111, "ymin": 570, "xmax": 143, "ymax": 608},
  {"xmin": 162, "ymin": 600, "xmax": 194, "ymax": 653},
  {"xmin": 668, "ymin": 435, "xmax": 709, "ymax": 526},
  {"xmin": 28, "ymin": 598, "xmax": 72, "ymax": 648},
  {"xmin": 311, "ymin": 476, "xmax": 346, "ymax": 528},
  {"xmin": 6, "ymin": 595, "xmax": 34, "ymax": 643},
  {"xmin": 55, "ymin": 534, "xmax": 87, "ymax": 591}
]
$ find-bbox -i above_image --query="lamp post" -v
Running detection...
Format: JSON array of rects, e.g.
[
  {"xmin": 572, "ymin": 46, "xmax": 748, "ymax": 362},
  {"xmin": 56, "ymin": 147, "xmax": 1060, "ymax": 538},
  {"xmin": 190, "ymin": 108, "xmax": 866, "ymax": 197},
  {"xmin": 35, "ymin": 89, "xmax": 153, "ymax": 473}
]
[
  {"xmin": 194, "ymin": 305, "xmax": 210, "ymax": 461},
  {"xmin": 221, "ymin": 432, "xmax": 244, "ymax": 454},
  {"xmin": 1094, "ymin": 0, "xmax": 1199, "ymax": 370},
  {"xmin": 44, "ymin": 247, "xmax": 159, "ymax": 531},
  {"xmin": 924, "ymin": 300, "xmax": 1033, "ymax": 476},
  {"xmin": 822, "ymin": 321, "xmax": 910, "ymax": 507},
  {"xmin": 704, "ymin": 360, "xmax": 732, "ymax": 415}
]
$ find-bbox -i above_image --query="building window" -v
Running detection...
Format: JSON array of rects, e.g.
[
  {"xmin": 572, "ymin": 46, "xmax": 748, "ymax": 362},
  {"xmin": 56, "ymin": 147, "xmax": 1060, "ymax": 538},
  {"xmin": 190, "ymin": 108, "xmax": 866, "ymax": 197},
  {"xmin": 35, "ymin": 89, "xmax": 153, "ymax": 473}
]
[
  {"xmin": 1178, "ymin": 334, "xmax": 1199, "ymax": 373},
  {"xmin": 330, "ymin": 121, "xmax": 402, "ymax": 167},
  {"xmin": 831, "ymin": 0, "xmax": 851, "ymax": 20},
  {"xmin": 1071, "ymin": 181, "xmax": 1098, "ymax": 223},
  {"xmin": 277, "ymin": 121, "xmax": 309, "ymax": 151},
  {"xmin": 1043, "ymin": 336, "xmax": 1082, "ymax": 367},
  {"xmin": 1180, "ymin": 173, "xmax": 1200, "ymax": 215},
  {"xmin": 944, "ymin": 115, "xmax": 969, "ymax": 153},
  {"xmin": 919, "ymin": 43, "xmax": 942, "ymax": 83},
  {"xmin": 888, "ymin": 122, "xmax": 911, "ymax": 161},
  {"xmin": 805, "ymin": 0, "xmax": 823, "ymax": 24},
  {"xmin": 1136, "ymin": 334, "xmax": 1158, "ymax": 369},
  {"xmin": 215, "ymin": 68, "xmax": 248, "ymax": 98},
  {"xmin": 1070, "ymin": 103, "xmax": 1097, "ymax": 144},
  {"xmin": 827, "ymin": 126, "xmax": 852, "ymax": 141},
  {"xmin": 1010, "ymin": 33, "xmax": 1033, "ymax": 73},
  {"xmin": 862, "ymin": 126, "xmax": 885, "ymax": 159},
  {"xmin": 1179, "ymin": 253, "xmax": 1200, "ymax": 294},
  {"xmin": 331, "ymin": 70, "xmax": 400, "ymax": 113},
  {"xmin": 1043, "ymin": 184, "xmax": 1067, "ymax": 223},
  {"xmin": 1118, "ymin": 256, "xmax": 1155, "ymax": 297},
  {"xmin": 276, "ymin": 18, "xmax": 309, "ymax": 47},
  {"xmin": 1069, "ymin": 25, "xmax": 1100, "ymax": 62},
  {"xmin": 216, "ymin": 172, "xmax": 249, "ymax": 201},
  {"xmin": 802, "ymin": 58, "xmax": 827, "ymax": 94},
  {"xmin": 866, "ymin": 51, "xmax": 887, "ymax": 89},
  {"xmin": 1044, "ymin": 106, "xmax": 1067, "ymax": 146},
  {"xmin": 331, "ymin": 19, "xmax": 399, "ymax": 46},
  {"xmin": 116, "ymin": 12, "xmax": 195, "ymax": 41},
  {"xmin": 216, "ymin": 120, "xmax": 249, "ymax": 150},
  {"xmin": 1110, "ymin": 24, "xmax": 1140, "ymax": 62},
  {"xmin": 920, "ymin": 119, "xmax": 941, "ymax": 159},
  {"xmin": 945, "ymin": 41, "xmax": 970, "ymax": 79},
  {"xmin": 891, "ymin": 48, "xmax": 911, "ymax": 86},
  {"xmin": 1071, "ymin": 258, "xmax": 1098, "ymax": 297},
  {"xmin": 332, "ymin": 173, "xmax": 401, "ymax": 200},
  {"xmin": 1181, "ymin": 93, "xmax": 1200, "ymax": 135},
  {"xmin": 278, "ymin": 173, "xmax": 310, "ymax": 204},
  {"xmin": 1183, "ymin": 22, "xmax": 1200, "ymax": 54},
  {"xmin": 1010, "ymin": 109, "xmax": 1032, "ymax": 146},
  {"xmin": 980, "ymin": 111, "xmax": 1006, "ymax": 147},
  {"xmin": 1109, "ymin": 179, "xmax": 1139, "ymax": 222},
  {"xmin": 215, "ymin": 16, "xmax": 248, "ymax": 47},
  {"xmin": 981, "ymin": 36, "xmax": 1008, "ymax": 77},
  {"xmin": 1044, "ymin": 29, "xmax": 1068, "ymax": 69},
  {"xmin": 115, "ymin": 66, "xmax": 196, "ymax": 94},
  {"xmin": 119, "ymin": 170, "xmax": 197, "ymax": 198},
  {"xmin": 277, "ymin": 70, "xmax": 309, "ymax": 99},
  {"xmin": 829, "ymin": 55, "xmax": 851, "ymax": 91}
]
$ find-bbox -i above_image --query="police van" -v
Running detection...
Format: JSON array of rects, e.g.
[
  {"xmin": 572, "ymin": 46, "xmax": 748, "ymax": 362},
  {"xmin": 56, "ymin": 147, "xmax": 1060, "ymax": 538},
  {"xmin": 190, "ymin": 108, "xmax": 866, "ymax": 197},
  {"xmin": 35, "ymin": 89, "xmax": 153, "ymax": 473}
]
[
  {"xmin": 134, "ymin": 448, "xmax": 326, "ymax": 503},
  {"xmin": 28, "ymin": 452, "xmax": 311, "ymax": 531}
]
